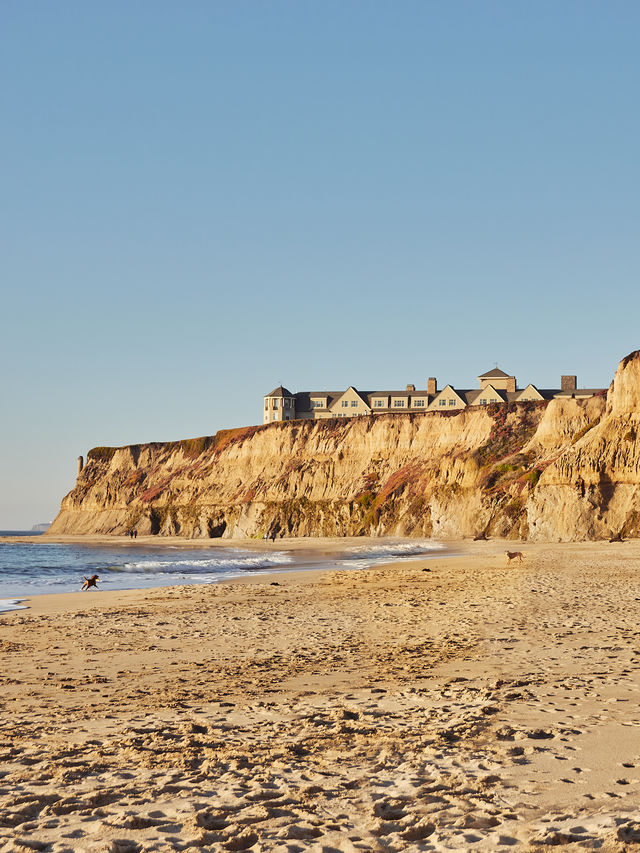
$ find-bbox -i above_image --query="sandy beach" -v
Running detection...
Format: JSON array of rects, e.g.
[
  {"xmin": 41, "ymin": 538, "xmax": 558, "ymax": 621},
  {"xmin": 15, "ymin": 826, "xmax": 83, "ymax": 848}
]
[{"xmin": 2, "ymin": 538, "xmax": 640, "ymax": 851}]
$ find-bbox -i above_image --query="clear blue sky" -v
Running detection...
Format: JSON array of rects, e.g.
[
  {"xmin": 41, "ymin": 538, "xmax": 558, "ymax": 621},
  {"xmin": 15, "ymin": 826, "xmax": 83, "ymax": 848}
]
[{"xmin": 1, "ymin": 1, "xmax": 639, "ymax": 528}]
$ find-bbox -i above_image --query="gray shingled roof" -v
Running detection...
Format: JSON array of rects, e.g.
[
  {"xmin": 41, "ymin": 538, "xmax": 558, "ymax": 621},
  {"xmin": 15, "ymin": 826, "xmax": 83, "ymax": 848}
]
[
  {"xmin": 265, "ymin": 386, "xmax": 293, "ymax": 397},
  {"xmin": 553, "ymin": 388, "xmax": 606, "ymax": 397},
  {"xmin": 368, "ymin": 390, "xmax": 429, "ymax": 399},
  {"xmin": 465, "ymin": 387, "xmax": 507, "ymax": 404},
  {"xmin": 478, "ymin": 367, "xmax": 512, "ymax": 379},
  {"xmin": 294, "ymin": 391, "xmax": 342, "ymax": 409},
  {"xmin": 330, "ymin": 387, "xmax": 372, "ymax": 407}
]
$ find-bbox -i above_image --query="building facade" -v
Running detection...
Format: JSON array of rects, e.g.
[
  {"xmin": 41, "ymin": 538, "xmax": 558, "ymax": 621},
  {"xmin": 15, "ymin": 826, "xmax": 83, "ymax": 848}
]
[{"xmin": 263, "ymin": 369, "xmax": 605, "ymax": 424}]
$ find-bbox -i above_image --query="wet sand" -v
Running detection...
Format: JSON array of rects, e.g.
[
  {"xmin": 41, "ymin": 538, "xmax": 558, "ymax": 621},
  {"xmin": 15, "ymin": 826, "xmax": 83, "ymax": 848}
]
[{"xmin": 2, "ymin": 539, "xmax": 640, "ymax": 851}]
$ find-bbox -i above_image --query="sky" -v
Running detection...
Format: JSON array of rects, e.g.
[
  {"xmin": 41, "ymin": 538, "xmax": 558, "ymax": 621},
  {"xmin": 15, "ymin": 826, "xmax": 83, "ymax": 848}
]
[{"xmin": 1, "ymin": 1, "xmax": 639, "ymax": 528}]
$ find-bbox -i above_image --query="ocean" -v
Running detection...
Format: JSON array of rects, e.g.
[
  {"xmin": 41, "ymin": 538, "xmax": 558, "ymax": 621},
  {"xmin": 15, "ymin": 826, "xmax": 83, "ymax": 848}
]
[{"xmin": 0, "ymin": 533, "xmax": 448, "ymax": 612}]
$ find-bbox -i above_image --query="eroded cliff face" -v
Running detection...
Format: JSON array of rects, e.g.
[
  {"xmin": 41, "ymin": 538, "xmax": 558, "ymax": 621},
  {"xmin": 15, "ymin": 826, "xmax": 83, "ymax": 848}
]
[
  {"xmin": 50, "ymin": 351, "xmax": 640, "ymax": 541},
  {"xmin": 528, "ymin": 351, "xmax": 640, "ymax": 540}
]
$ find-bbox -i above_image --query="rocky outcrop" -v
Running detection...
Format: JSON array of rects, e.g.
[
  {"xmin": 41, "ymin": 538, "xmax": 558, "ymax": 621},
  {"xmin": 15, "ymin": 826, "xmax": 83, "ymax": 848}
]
[
  {"xmin": 49, "ymin": 351, "xmax": 640, "ymax": 541},
  {"xmin": 528, "ymin": 351, "xmax": 640, "ymax": 540}
]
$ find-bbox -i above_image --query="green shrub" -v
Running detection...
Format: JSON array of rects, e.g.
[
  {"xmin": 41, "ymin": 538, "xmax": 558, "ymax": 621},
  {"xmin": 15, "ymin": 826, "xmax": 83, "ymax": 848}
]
[
  {"xmin": 356, "ymin": 491, "xmax": 375, "ymax": 509},
  {"xmin": 178, "ymin": 436, "xmax": 214, "ymax": 458},
  {"xmin": 526, "ymin": 469, "xmax": 541, "ymax": 487},
  {"xmin": 571, "ymin": 418, "xmax": 601, "ymax": 445},
  {"xmin": 88, "ymin": 447, "xmax": 117, "ymax": 463}
]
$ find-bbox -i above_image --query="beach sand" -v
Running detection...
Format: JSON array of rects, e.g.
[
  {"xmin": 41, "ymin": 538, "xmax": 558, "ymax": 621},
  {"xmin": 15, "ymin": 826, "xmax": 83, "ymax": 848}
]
[{"xmin": 2, "ymin": 539, "xmax": 640, "ymax": 851}]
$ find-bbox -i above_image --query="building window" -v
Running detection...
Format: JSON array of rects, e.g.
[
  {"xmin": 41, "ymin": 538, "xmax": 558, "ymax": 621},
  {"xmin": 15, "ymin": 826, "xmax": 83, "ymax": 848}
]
[
  {"xmin": 341, "ymin": 400, "xmax": 349, "ymax": 408},
  {"xmin": 449, "ymin": 399, "xmax": 456, "ymax": 406},
  {"xmin": 479, "ymin": 398, "xmax": 487, "ymax": 405},
  {"xmin": 273, "ymin": 400, "xmax": 279, "ymax": 409},
  {"xmin": 374, "ymin": 399, "xmax": 384, "ymax": 407},
  {"xmin": 311, "ymin": 400, "xmax": 323, "ymax": 408},
  {"xmin": 439, "ymin": 399, "xmax": 446, "ymax": 407},
  {"xmin": 351, "ymin": 400, "xmax": 358, "ymax": 407},
  {"xmin": 413, "ymin": 399, "xmax": 425, "ymax": 407},
  {"xmin": 393, "ymin": 400, "xmax": 405, "ymax": 407}
]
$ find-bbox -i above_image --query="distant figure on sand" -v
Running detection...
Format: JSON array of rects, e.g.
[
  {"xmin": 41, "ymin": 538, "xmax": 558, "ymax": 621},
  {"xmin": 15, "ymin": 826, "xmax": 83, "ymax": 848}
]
[
  {"xmin": 81, "ymin": 574, "xmax": 100, "ymax": 590},
  {"xmin": 505, "ymin": 550, "xmax": 524, "ymax": 564}
]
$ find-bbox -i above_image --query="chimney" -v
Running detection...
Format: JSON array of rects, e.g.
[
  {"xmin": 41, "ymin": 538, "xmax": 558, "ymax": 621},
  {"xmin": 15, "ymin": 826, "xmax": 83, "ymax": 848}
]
[
  {"xmin": 427, "ymin": 377, "xmax": 437, "ymax": 395},
  {"xmin": 561, "ymin": 375, "xmax": 577, "ymax": 391},
  {"xmin": 406, "ymin": 383, "xmax": 415, "ymax": 392},
  {"xmin": 506, "ymin": 377, "xmax": 516, "ymax": 393}
]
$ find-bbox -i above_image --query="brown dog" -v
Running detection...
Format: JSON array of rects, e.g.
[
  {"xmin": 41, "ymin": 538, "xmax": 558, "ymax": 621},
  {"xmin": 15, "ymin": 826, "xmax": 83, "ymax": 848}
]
[
  {"xmin": 505, "ymin": 551, "xmax": 524, "ymax": 564},
  {"xmin": 81, "ymin": 574, "xmax": 100, "ymax": 590}
]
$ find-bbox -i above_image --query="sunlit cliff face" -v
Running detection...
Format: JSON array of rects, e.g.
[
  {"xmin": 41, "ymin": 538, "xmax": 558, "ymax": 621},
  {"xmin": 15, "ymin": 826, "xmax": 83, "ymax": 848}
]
[{"xmin": 48, "ymin": 352, "xmax": 640, "ymax": 543}]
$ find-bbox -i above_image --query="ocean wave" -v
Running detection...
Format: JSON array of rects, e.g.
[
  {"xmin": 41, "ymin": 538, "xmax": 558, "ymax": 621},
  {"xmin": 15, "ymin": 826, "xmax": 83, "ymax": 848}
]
[
  {"xmin": 114, "ymin": 551, "xmax": 295, "ymax": 574},
  {"xmin": 340, "ymin": 540, "xmax": 444, "ymax": 561},
  {"xmin": 0, "ymin": 599, "xmax": 27, "ymax": 613}
]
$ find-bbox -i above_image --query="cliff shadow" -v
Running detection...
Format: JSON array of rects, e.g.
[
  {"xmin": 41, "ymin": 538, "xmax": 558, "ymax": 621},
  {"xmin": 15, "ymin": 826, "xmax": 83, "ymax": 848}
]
[
  {"xmin": 207, "ymin": 519, "xmax": 227, "ymax": 538},
  {"xmin": 598, "ymin": 471, "xmax": 616, "ymax": 514}
]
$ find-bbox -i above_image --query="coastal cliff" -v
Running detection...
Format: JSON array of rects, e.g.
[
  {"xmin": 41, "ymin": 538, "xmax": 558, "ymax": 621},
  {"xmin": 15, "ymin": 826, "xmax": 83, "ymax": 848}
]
[{"xmin": 49, "ymin": 351, "xmax": 640, "ymax": 541}]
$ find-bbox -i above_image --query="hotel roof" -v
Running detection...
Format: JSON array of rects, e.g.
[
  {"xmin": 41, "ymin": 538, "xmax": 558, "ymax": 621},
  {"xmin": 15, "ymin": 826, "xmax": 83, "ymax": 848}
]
[
  {"xmin": 265, "ymin": 386, "xmax": 293, "ymax": 397},
  {"xmin": 478, "ymin": 367, "xmax": 512, "ymax": 379}
]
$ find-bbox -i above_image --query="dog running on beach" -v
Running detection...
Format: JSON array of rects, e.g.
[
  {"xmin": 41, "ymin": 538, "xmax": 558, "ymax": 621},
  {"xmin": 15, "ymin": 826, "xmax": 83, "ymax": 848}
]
[
  {"xmin": 505, "ymin": 550, "xmax": 524, "ymax": 564},
  {"xmin": 81, "ymin": 574, "xmax": 100, "ymax": 590}
]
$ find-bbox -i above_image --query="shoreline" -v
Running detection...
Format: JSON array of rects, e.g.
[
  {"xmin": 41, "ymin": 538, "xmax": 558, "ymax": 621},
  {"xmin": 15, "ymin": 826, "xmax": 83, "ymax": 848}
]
[
  {"xmin": 0, "ymin": 564, "xmax": 333, "ymax": 618},
  {"xmin": 0, "ymin": 536, "xmax": 629, "ymax": 613},
  {"xmin": 0, "ymin": 534, "xmax": 455, "ymax": 610}
]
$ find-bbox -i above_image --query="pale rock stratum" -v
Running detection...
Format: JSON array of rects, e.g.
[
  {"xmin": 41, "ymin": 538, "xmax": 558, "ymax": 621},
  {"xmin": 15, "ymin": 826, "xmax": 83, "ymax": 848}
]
[{"xmin": 49, "ymin": 351, "xmax": 640, "ymax": 541}]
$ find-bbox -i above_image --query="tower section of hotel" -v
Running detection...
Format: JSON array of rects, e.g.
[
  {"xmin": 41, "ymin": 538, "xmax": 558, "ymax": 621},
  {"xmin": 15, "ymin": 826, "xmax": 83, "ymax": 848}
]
[{"xmin": 263, "ymin": 386, "xmax": 296, "ymax": 423}]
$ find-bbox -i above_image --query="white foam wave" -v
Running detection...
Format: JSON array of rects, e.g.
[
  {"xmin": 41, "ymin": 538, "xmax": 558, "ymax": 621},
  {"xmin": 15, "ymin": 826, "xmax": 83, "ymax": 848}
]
[
  {"xmin": 342, "ymin": 540, "xmax": 444, "ymax": 560},
  {"xmin": 0, "ymin": 599, "xmax": 27, "ymax": 613},
  {"xmin": 117, "ymin": 551, "xmax": 295, "ymax": 574}
]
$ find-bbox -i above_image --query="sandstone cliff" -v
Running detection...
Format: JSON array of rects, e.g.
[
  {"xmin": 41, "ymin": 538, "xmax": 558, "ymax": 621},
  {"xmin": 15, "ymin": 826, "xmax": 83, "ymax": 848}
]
[{"xmin": 49, "ymin": 351, "xmax": 640, "ymax": 541}]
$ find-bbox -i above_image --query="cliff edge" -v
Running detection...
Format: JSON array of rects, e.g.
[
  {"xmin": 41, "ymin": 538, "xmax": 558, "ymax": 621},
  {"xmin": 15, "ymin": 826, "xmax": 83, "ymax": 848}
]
[{"xmin": 49, "ymin": 351, "xmax": 640, "ymax": 541}]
